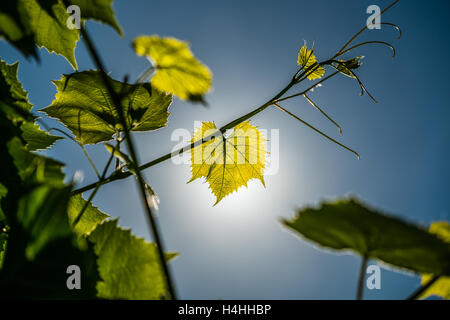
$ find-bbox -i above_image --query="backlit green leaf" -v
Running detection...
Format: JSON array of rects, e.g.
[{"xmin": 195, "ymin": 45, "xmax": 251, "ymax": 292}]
[
  {"xmin": 0, "ymin": 59, "xmax": 33, "ymax": 121},
  {"xmin": 282, "ymin": 197, "xmax": 450, "ymax": 275},
  {"xmin": 133, "ymin": 35, "xmax": 212, "ymax": 101},
  {"xmin": 189, "ymin": 121, "xmax": 266, "ymax": 205},
  {"xmin": 42, "ymin": 71, "xmax": 172, "ymax": 144},
  {"xmin": 88, "ymin": 219, "xmax": 178, "ymax": 299},
  {"xmin": 8, "ymin": 137, "xmax": 66, "ymax": 184},
  {"xmin": 68, "ymin": 194, "xmax": 109, "ymax": 237},
  {"xmin": 22, "ymin": 0, "xmax": 79, "ymax": 69},
  {"xmin": 419, "ymin": 222, "xmax": 450, "ymax": 300},
  {"xmin": 297, "ymin": 43, "xmax": 325, "ymax": 80},
  {"xmin": 20, "ymin": 122, "xmax": 62, "ymax": 151}
]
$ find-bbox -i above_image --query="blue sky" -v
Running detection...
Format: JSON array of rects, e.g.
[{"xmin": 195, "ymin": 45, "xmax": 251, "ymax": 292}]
[{"xmin": 1, "ymin": 0, "xmax": 449, "ymax": 299}]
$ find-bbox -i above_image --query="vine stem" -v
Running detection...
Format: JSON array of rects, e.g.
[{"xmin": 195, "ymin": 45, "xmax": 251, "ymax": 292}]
[
  {"xmin": 356, "ymin": 255, "xmax": 368, "ymax": 300},
  {"xmin": 406, "ymin": 275, "xmax": 440, "ymax": 300},
  {"xmin": 80, "ymin": 25, "xmax": 177, "ymax": 300},
  {"xmin": 71, "ymin": 69, "xmax": 348, "ymax": 196}
]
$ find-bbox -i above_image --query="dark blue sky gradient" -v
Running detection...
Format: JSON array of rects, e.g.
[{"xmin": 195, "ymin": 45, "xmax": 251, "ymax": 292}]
[{"xmin": 1, "ymin": 0, "xmax": 449, "ymax": 299}]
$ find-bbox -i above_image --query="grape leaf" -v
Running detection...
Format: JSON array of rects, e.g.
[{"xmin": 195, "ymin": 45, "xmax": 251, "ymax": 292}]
[
  {"xmin": 0, "ymin": 59, "xmax": 61, "ymax": 150},
  {"xmin": 0, "ymin": 59, "xmax": 33, "ymax": 121},
  {"xmin": 22, "ymin": 0, "xmax": 79, "ymax": 69},
  {"xmin": 8, "ymin": 137, "xmax": 71, "ymax": 259},
  {"xmin": 297, "ymin": 43, "xmax": 325, "ymax": 80},
  {"xmin": 0, "ymin": 0, "xmax": 122, "ymax": 69},
  {"xmin": 133, "ymin": 35, "xmax": 212, "ymax": 101},
  {"xmin": 42, "ymin": 71, "xmax": 172, "ymax": 144},
  {"xmin": 189, "ymin": 121, "xmax": 266, "ymax": 205},
  {"xmin": 69, "ymin": 0, "xmax": 123, "ymax": 36},
  {"xmin": 20, "ymin": 122, "xmax": 62, "ymax": 150},
  {"xmin": 8, "ymin": 137, "xmax": 66, "ymax": 184},
  {"xmin": 68, "ymin": 194, "xmax": 109, "ymax": 237},
  {"xmin": 88, "ymin": 219, "xmax": 178, "ymax": 299},
  {"xmin": 419, "ymin": 222, "xmax": 450, "ymax": 300},
  {"xmin": 282, "ymin": 197, "xmax": 450, "ymax": 275}
]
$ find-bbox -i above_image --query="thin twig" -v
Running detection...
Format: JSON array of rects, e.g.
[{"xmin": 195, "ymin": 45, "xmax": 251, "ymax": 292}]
[
  {"xmin": 334, "ymin": 0, "xmax": 400, "ymax": 58},
  {"xmin": 42, "ymin": 125, "xmax": 101, "ymax": 178},
  {"xmin": 80, "ymin": 25, "xmax": 177, "ymax": 300},
  {"xmin": 272, "ymin": 103, "xmax": 360, "ymax": 159},
  {"xmin": 303, "ymin": 93, "xmax": 342, "ymax": 134}
]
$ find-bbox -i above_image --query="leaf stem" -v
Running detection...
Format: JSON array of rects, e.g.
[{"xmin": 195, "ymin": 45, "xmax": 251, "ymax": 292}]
[
  {"xmin": 303, "ymin": 93, "xmax": 342, "ymax": 134},
  {"xmin": 406, "ymin": 275, "xmax": 440, "ymax": 300},
  {"xmin": 80, "ymin": 25, "xmax": 177, "ymax": 300},
  {"xmin": 356, "ymin": 255, "xmax": 368, "ymax": 300}
]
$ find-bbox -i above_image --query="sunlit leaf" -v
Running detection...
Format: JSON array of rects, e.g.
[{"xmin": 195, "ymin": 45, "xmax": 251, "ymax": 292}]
[
  {"xmin": 22, "ymin": 0, "xmax": 79, "ymax": 68},
  {"xmin": 282, "ymin": 197, "xmax": 450, "ymax": 275},
  {"xmin": 133, "ymin": 35, "xmax": 212, "ymax": 101},
  {"xmin": 297, "ymin": 43, "xmax": 325, "ymax": 80},
  {"xmin": 189, "ymin": 121, "xmax": 266, "ymax": 205},
  {"xmin": 88, "ymin": 219, "xmax": 178, "ymax": 299},
  {"xmin": 419, "ymin": 222, "xmax": 450, "ymax": 300},
  {"xmin": 42, "ymin": 71, "xmax": 172, "ymax": 144},
  {"xmin": 68, "ymin": 194, "xmax": 109, "ymax": 237}
]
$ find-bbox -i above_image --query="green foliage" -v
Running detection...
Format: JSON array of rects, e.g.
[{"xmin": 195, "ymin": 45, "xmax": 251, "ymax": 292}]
[
  {"xmin": 282, "ymin": 198, "xmax": 450, "ymax": 276},
  {"xmin": 67, "ymin": 194, "xmax": 108, "ymax": 237},
  {"xmin": 0, "ymin": 127, "xmax": 99, "ymax": 299},
  {"xmin": 0, "ymin": 58, "xmax": 175, "ymax": 299},
  {"xmin": 419, "ymin": 222, "xmax": 450, "ymax": 300},
  {"xmin": 0, "ymin": 59, "xmax": 33, "ymax": 121},
  {"xmin": 43, "ymin": 71, "xmax": 172, "ymax": 144},
  {"xmin": 189, "ymin": 121, "xmax": 267, "ymax": 205},
  {"xmin": 0, "ymin": 0, "xmax": 121, "ymax": 68},
  {"xmin": 69, "ymin": 0, "xmax": 122, "ymax": 36},
  {"xmin": 297, "ymin": 43, "xmax": 325, "ymax": 80},
  {"xmin": 20, "ymin": 122, "xmax": 62, "ymax": 150},
  {"xmin": 89, "ymin": 219, "xmax": 177, "ymax": 299},
  {"xmin": 133, "ymin": 35, "xmax": 212, "ymax": 101},
  {"xmin": 22, "ymin": 0, "xmax": 80, "ymax": 68}
]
